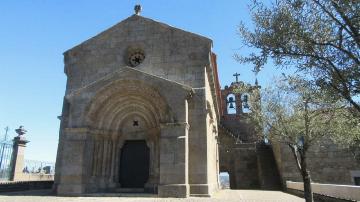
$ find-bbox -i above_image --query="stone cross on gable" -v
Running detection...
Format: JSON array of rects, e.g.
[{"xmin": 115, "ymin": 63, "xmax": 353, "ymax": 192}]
[
  {"xmin": 134, "ymin": 4, "xmax": 142, "ymax": 15},
  {"xmin": 233, "ymin": 72, "xmax": 240, "ymax": 82}
]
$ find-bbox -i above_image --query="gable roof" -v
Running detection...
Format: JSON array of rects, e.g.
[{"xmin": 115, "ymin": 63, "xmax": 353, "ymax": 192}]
[
  {"xmin": 65, "ymin": 66, "xmax": 194, "ymax": 100},
  {"xmin": 64, "ymin": 14, "xmax": 213, "ymax": 55}
]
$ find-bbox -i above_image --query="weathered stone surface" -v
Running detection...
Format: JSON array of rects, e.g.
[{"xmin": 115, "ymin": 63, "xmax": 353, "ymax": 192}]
[
  {"xmin": 55, "ymin": 13, "xmax": 220, "ymax": 198},
  {"xmin": 219, "ymin": 79, "xmax": 360, "ymax": 190},
  {"xmin": 218, "ymin": 81, "xmax": 281, "ymax": 190},
  {"xmin": 273, "ymin": 139, "xmax": 360, "ymax": 187},
  {"xmin": 10, "ymin": 137, "xmax": 29, "ymax": 181}
]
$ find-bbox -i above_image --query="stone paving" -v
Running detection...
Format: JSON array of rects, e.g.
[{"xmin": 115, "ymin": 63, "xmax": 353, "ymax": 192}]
[{"xmin": 0, "ymin": 189, "xmax": 304, "ymax": 202}]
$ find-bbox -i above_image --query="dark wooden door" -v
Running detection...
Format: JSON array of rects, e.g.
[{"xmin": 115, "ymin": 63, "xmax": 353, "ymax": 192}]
[{"xmin": 119, "ymin": 140, "xmax": 150, "ymax": 188}]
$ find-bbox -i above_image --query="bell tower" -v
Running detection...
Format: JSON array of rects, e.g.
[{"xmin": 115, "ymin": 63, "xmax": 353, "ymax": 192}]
[
  {"xmin": 218, "ymin": 75, "xmax": 282, "ymax": 190},
  {"xmin": 220, "ymin": 73, "xmax": 260, "ymax": 142}
]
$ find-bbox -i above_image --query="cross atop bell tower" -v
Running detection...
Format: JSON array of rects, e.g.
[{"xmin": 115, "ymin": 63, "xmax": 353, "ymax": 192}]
[{"xmin": 233, "ymin": 72, "xmax": 240, "ymax": 83}]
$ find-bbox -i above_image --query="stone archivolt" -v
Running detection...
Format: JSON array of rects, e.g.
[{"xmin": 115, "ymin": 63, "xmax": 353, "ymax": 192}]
[
  {"xmin": 86, "ymin": 80, "xmax": 171, "ymax": 132},
  {"xmin": 83, "ymin": 79, "xmax": 170, "ymax": 191}
]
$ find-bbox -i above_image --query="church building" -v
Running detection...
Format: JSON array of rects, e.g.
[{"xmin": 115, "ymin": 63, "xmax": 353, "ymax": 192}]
[
  {"xmin": 55, "ymin": 5, "xmax": 360, "ymax": 198},
  {"xmin": 54, "ymin": 6, "xmax": 221, "ymax": 197}
]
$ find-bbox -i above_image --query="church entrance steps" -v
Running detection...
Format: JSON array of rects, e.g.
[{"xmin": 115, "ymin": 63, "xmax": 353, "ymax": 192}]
[
  {"xmin": 82, "ymin": 191, "xmax": 156, "ymax": 197},
  {"xmin": 115, "ymin": 188, "xmax": 145, "ymax": 193}
]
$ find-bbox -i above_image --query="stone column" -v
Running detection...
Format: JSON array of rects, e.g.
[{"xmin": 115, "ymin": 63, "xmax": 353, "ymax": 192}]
[
  {"xmin": 158, "ymin": 122, "xmax": 189, "ymax": 197},
  {"xmin": 10, "ymin": 126, "xmax": 29, "ymax": 181}
]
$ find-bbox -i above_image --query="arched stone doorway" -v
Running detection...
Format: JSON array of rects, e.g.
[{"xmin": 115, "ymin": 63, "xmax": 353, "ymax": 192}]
[{"xmin": 85, "ymin": 80, "xmax": 172, "ymax": 193}]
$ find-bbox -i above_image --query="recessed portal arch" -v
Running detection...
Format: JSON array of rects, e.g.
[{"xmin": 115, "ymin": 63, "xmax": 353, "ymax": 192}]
[{"xmin": 85, "ymin": 80, "xmax": 173, "ymax": 192}]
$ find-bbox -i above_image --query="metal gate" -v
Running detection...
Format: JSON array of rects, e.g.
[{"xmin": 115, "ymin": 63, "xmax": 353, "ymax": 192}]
[{"xmin": 0, "ymin": 128, "xmax": 14, "ymax": 181}]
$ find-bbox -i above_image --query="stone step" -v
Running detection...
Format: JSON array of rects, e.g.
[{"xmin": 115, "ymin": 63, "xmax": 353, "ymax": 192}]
[
  {"xmin": 115, "ymin": 188, "xmax": 145, "ymax": 193},
  {"xmin": 83, "ymin": 192, "xmax": 156, "ymax": 197}
]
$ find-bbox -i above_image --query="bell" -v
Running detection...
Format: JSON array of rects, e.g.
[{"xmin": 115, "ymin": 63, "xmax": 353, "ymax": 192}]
[
  {"xmin": 243, "ymin": 95, "xmax": 248, "ymax": 103},
  {"xmin": 243, "ymin": 102, "xmax": 249, "ymax": 109},
  {"xmin": 229, "ymin": 102, "xmax": 234, "ymax": 109}
]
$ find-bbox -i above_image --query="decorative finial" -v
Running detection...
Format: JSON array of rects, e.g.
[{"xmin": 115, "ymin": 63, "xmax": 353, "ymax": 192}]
[
  {"xmin": 233, "ymin": 72, "xmax": 240, "ymax": 83},
  {"xmin": 134, "ymin": 4, "xmax": 142, "ymax": 15},
  {"xmin": 255, "ymin": 78, "xmax": 259, "ymax": 86},
  {"xmin": 15, "ymin": 126, "xmax": 27, "ymax": 137}
]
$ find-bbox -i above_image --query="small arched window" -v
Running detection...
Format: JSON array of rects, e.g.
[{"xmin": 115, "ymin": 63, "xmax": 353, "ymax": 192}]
[{"xmin": 226, "ymin": 94, "xmax": 236, "ymax": 114}]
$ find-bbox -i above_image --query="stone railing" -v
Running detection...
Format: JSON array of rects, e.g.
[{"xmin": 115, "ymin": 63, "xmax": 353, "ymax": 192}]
[
  {"xmin": 13, "ymin": 173, "xmax": 54, "ymax": 181},
  {"xmin": 286, "ymin": 181, "xmax": 360, "ymax": 201}
]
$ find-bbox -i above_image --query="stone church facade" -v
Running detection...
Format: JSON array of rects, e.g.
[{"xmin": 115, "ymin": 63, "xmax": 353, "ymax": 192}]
[
  {"xmin": 54, "ymin": 12, "xmax": 221, "ymax": 197},
  {"xmin": 55, "ymin": 7, "xmax": 360, "ymax": 198}
]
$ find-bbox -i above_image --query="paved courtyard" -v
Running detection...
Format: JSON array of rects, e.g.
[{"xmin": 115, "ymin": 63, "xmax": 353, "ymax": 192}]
[{"xmin": 0, "ymin": 189, "xmax": 304, "ymax": 202}]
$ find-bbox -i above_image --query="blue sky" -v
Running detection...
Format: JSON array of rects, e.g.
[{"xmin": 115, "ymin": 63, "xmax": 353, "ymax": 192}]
[{"xmin": 0, "ymin": 0, "xmax": 282, "ymax": 162}]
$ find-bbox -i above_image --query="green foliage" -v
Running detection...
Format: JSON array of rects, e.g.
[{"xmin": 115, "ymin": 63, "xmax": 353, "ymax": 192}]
[
  {"xmin": 330, "ymin": 107, "xmax": 360, "ymax": 151},
  {"xmin": 255, "ymin": 77, "xmax": 332, "ymax": 146},
  {"xmin": 250, "ymin": 77, "xmax": 360, "ymax": 198},
  {"xmin": 237, "ymin": 0, "xmax": 360, "ymax": 114},
  {"xmin": 251, "ymin": 75, "xmax": 360, "ymax": 150}
]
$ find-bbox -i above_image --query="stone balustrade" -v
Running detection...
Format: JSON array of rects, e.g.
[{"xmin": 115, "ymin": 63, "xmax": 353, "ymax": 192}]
[{"xmin": 13, "ymin": 173, "xmax": 54, "ymax": 181}]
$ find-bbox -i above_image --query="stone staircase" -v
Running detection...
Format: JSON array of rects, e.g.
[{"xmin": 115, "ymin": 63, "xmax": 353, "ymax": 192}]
[
  {"xmin": 218, "ymin": 123, "xmax": 242, "ymax": 143},
  {"xmin": 219, "ymin": 121, "xmax": 281, "ymax": 190},
  {"xmin": 220, "ymin": 118, "xmax": 258, "ymax": 143},
  {"xmin": 256, "ymin": 143, "xmax": 282, "ymax": 190}
]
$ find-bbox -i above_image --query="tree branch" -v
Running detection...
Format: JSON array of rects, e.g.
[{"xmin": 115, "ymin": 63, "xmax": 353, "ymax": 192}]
[
  {"xmin": 289, "ymin": 144, "xmax": 302, "ymax": 173},
  {"xmin": 330, "ymin": 0, "xmax": 360, "ymax": 47},
  {"xmin": 271, "ymin": 48, "xmax": 360, "ymax": 113},
  {"xmin": 309, "ymin": 39, "xmax": 360, "ymax": 65},
  {"xmin": 311, "ymin": 0, "xmax": 358, "ymax": 47}
]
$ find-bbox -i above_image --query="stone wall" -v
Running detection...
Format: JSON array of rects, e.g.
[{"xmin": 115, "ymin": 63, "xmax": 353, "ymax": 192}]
[
  {"xmin": 13, "ymin": 174, "xmax": 54, "ymax": 182},
  {"xmin": 287, "ymin": 188, "xmax": 355, "ymax": 202},
  {"xmin": 273, "ymin": 140, "xmax": 360, "ymax": 186},
  {"xmin": 63, "ymin": 15, "xmax": 212, "ymax": 94},
  {"xmin": 218, "ymin": 129, "xmax": 260, "ymax": 189},
  {"xmin": 205, "ymin": 67, "xmax": 220, "ymax": 194},
  {"xmin": 287, "ymin": 181, "xmax": 360, "ymax": 201},
  {"xmin": 0, "ymin": 181, "xmax": 53, "ymax": 193}
]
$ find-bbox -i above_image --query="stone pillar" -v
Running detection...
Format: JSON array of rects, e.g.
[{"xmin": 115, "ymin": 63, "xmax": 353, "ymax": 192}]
[
  {"xmin": 56, "ymin": 128, "xmax": 88, "ymax": 195},
  {"xmin": 158, "ymin": 122, "xmax": 189, "ymax": 197},
  {"xmin": 10, "ymin": 135, "xmax": 29, "ymax": 181}
]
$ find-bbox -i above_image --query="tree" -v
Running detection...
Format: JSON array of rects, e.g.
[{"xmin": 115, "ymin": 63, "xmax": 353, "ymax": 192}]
[
  {"xmin": 252, "ymin": 76, "xmax": 359, "ymax": 202},
  {"xmin": 328, "ymin": 106, "xmax": 360, "ymax": 159},
  {"xmin": 237, "ymin": 0, "xmax": 360, "ymax": 115}
]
